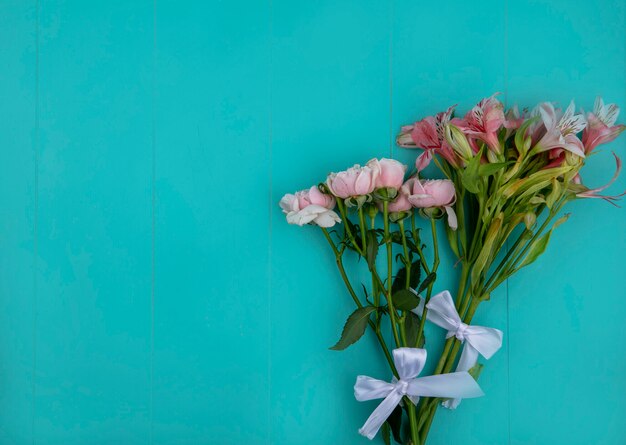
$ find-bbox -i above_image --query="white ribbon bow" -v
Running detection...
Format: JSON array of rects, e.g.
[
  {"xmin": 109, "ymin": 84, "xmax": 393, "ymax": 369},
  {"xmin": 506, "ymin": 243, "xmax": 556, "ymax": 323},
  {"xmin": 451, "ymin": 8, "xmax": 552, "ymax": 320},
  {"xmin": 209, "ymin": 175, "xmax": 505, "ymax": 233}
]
[
  {"xmin": 354, "ymin": 347, "xmax": 484, "ymax": 440},
  {"xmin": 413, "ymin": 290, "xmax": 503, "ymax": 409}
]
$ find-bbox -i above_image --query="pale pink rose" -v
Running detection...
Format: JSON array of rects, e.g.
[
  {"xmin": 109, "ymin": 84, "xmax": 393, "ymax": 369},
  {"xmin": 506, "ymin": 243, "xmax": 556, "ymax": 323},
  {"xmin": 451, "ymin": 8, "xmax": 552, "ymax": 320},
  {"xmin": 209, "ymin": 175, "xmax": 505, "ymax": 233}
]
[
  {"xmin": 456, "ymin": 94, "xmax": 506, "ymax": 153},
  {"xmin": 326, "ymin": 164, "xmax": 379, "ymax": 198},
  {"xmin": 367, "ymin": 158, "xmax": 407, "ymax": 189},
  {"xmin": 407, "ymin": 179, "xmax": 458, "ymax": 229},
  {"xmin": 582, "ymin": 97, "xmax": 626, "ymax": 153},
  {"xmin": 379, "ymin": 178, "xmax": 416, "ymax": 213},
  {"xmin": 279, "ymin": 186, "xmax": 341, "ymax": 228},
  {"xmin": 397, "ymin": 106, "xmax": 461, "ymax": 170}
]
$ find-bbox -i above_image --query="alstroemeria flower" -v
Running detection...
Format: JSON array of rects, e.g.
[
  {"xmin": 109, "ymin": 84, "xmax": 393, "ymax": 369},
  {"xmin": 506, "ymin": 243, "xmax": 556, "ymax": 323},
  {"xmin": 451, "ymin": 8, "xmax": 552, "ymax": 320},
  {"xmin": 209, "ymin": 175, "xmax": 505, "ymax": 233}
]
[
  {"xmin": 576, "ymin": 152, "xmax": 625, "ymax": 206},
  {"xmin": 279, "ymin": 186, "xmax": 341, "ymax": 228},
  {"xmin": 531, "ymin": 101, "xmax": 587, "ymax": 157},
  {"xmin": 582, "ymin": 97, "xmax": 626, "ymax": 153},
  {"xmin": 503, "ymin": 105, "xmax": 525, "ymax": 140},
  {"xmin": 326, "ymin": 164, "xmax": 379, "ymax": 199},
  {"xmin": 456, "ymin": 94, "xmax": 506, "ymax": 153},
  {"xmin": 407, "ymin": 178, "xmax": 458, "ymax": 229},
  {"xmin": 396, "ymin": 106, "xmax": 460, "ymax": 170}
]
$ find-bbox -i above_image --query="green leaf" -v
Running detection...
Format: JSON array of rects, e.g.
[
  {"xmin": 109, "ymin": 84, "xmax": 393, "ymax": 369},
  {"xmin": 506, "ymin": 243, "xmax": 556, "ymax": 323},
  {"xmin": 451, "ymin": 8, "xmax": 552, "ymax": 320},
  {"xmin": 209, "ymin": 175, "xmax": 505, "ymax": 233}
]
[
  {"xmin": 404, "ymin": 311, "xmax": 424, "ymax": 347},
  {"xmin": 517, "ymin": 231, "xmax": 551, "ymax": 270},
  {"xmin": 445, "ymin": 223, "xmax": 461, "ymax": 258},
  {"xmin": 387, "ymin": 405, "xmax": 403, "ymax": 443},
  {"xmin": 392, "ymin": 289, "xmax": 420, "ymax": 311},
  {"xmin": 514, "ymin": 116, "xmax": 539, "ymax": 154},
  {"xmin": 344, "ymin": 218, "xmax": 362, "ymax": 251},
  {"xmin": 381, "ymin": 423, "xmax": 391, "ymax": 445},
  {"xmin": 552, "ymin": 213, "xmax": 570, "ymax": 230},
  {"xmin": 468, "ymin": 362, "xmax": 484, "ymax": 381},
  {"xmin": 365, "ymin": 229, "xmax": 379, "ymax": 270},
  {"xmin": 460, "ymin": 150, "xmax": 482, "ymax": 194},
  {"xmin": 417, "ymin": 272, "xmax": 437, "ymax": 293},
  {"xmin": 390, "ymin": 231, "xmax": 403, "ymax": 244},
  {"xmin": 470, "ymin": 214, "xmax": 503, "ymax": 287},
  {"xmin": 360, "ymin": 283, "xmax": 369, "ymax": 302},
  {"xmin": 391, "ymin": 267, "xmax": 407, "ymax": 294},
  {"xmin": 408, "ymin": 261, "xmax": 422, "ymax": 290},
  {"xmin": 545, "ymin": 178, "xmax": 561, "ymax": 209},
  {"xmin": 478, "ymin": 162, "xmax": 510, "ymax": 177},
  {"xmin": 329, "ymin": 306, "xmax": 376, "ymax": 350},
  {"xmin": 391, "ymin": 261, "xmax": 421, "ymax": 294}
]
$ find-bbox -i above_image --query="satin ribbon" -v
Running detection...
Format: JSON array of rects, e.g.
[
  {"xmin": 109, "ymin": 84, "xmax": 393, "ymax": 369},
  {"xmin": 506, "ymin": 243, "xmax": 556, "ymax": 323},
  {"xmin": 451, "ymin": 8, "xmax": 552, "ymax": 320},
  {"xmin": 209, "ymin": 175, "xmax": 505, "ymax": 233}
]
[
  {"xmin": 354, "ymin": 348, "xmax": 483, "ymax": 439},
  {"xmin": 412, "ymin": 290, "xmax": 503, "ymax": 409}
]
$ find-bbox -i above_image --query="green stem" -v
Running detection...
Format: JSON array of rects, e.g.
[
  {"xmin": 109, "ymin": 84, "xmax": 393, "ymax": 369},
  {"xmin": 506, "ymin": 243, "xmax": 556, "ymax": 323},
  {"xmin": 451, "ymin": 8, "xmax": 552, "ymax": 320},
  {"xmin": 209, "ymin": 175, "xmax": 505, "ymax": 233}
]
[
  {"xmin": 487, "ymin": 198, "xmax": 566, "ymax": 293},
  {"xmin": 398, "ymin": 219, "xmax": 411, "ymax": 289},
  {"xmin": 368, "ymin": 215, "xmax": 380, "ymax": 312},
  {"xmin": 454, "ymin": 261, "xmax": 471, "ymax": 311},
  {"xmin": 419, "ymin": 298, "xmax": 481, "ymax": 441},
  {"xmin": 411, "ymin": 212, "xmax": 431, "ymax": 275},
  {"xmin": 358, "ymin": 206, "xmax": 367, "ymax": 254},
  {"xmin": 336, "ymin": 199, "xmax": 363, "ymax": 255},
  {"xmin": 415, "ymin": 219, "xmax": 440, "ymax": 348},
  {"xmin": 406, "ymin": 402, "xmax": 420, "ymax": 445},
  {"xmin": 383, "ymin": 201, "xmax": 402, "ymax": 348},
  {"xmin": 321, "ymin": 228, "xmax": 397, "ymax": 376}
]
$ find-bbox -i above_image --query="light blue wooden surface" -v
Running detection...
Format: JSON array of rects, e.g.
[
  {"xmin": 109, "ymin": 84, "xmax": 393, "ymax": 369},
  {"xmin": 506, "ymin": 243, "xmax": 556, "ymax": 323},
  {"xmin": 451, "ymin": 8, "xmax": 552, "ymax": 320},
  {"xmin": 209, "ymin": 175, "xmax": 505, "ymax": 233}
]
[{"xmin": 0, "ymin": 1, "xmax": 624, "ymax": 444}]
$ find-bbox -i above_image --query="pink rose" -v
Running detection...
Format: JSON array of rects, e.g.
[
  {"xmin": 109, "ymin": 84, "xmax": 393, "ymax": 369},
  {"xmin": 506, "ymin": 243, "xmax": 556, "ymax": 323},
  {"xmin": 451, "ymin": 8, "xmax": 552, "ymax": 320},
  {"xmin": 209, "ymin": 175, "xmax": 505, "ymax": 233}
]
[
  {"xmin": 279, "ymin": 186, "xmax": 341, "ymax": 228},
  {"xmin": 326, "ymin": 164, "xmax": 379, "ymax": 198},
  {"xmin": 407, "ymin": 179, "xmax": 458, "ymax": 229},
  {"xmin": 386, "ymin": 178, "xmax": 416, "ymax": 212},
  {"xmin": 367, "ymin": 158, "xmax": 407, "ymax": 189}
]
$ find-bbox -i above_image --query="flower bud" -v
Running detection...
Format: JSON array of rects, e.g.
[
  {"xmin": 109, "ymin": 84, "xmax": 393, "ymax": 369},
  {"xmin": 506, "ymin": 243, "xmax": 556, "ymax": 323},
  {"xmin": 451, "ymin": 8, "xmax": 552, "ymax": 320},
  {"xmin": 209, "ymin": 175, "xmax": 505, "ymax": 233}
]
[
  {"xmin": 445, "ymin": 124, "xmax": 474, "ymax": 162},
  {"xmin": 389, "ymin": 211, "xmax": 411, "ymax": 223},
  {"xmin": 366, "ymin": 203, "xmax": 379, "ymax": 220},
  {"xmin": 523, "ymin": 212, "xmax": 536, "ymax": 229}
]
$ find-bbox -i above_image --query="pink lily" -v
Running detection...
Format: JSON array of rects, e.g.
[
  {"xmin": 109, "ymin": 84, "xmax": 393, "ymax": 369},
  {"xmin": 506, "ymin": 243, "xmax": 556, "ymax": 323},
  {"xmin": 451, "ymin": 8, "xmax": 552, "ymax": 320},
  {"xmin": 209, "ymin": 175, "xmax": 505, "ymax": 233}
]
[
  {"xmin": 531, "ymin": 101, "xmax": 587, "ymax": 157},
  {"xmin": 397, "ymin": 106, "xmax": 460, "ymax": 170},
  {"xmin": 576, "ymin": 152, "xmax": 625, "ymax": 206},
  {"xmin": 582, "ymin": 97, "xmax": 626, "ymax": 154},
  {"xmin": 456, "ymin": 94, "xmax": 506, "ymax": 153}
]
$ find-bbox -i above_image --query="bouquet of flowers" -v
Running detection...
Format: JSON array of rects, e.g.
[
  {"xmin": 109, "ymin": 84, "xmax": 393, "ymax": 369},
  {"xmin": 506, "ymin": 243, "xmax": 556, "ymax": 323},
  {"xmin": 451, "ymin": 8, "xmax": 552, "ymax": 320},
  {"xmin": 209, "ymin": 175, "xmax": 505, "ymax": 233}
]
[{"xmin": 279, "ymin": 94, "xmax": 624, "ymax": 445}]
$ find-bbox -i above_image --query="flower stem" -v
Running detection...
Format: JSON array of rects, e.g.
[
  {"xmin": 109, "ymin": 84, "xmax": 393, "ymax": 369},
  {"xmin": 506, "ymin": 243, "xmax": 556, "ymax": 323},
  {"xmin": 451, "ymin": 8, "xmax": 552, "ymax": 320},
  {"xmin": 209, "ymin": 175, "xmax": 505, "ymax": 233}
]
[
  {"xmin": 415, "ymin": 219, "xmax": 440, "ymax": 347},
  {"xmin": 418, "ymin": 297, "xmax": 481, "ymax": 441},
  {"xmin": 358, "ymin": 206, "xmax": 368, "ymax": 253},
  {"xmin": 336, "ymin": 199, "xmax": 363, "ymax": 255},
  {"xmin": 383, "ymin": 201, "xmax": 402, "ymax": 348},
  {"xmin": 406, "ymin": 402, "xmax": 420, "ymax": 445},
  {"xmin": 321, "ymin": 228, "xmax": 397, "ymax": 376}
]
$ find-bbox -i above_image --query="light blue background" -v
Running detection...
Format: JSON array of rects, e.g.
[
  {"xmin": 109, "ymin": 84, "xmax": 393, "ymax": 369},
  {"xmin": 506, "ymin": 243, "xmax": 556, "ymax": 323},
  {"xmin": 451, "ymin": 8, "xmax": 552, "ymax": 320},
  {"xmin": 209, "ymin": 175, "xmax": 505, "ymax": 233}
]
[{"xmin": 1, "ymin": 1, "xmax": 625, "ymax": 444}]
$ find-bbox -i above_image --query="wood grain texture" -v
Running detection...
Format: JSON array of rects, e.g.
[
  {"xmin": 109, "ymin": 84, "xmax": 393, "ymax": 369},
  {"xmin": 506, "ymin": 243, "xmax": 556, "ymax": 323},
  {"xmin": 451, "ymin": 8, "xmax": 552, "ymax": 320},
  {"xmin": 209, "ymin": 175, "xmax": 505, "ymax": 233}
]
[{"xmin": 0, "ymin": 1, "xmax": 624, "ymax": 444}]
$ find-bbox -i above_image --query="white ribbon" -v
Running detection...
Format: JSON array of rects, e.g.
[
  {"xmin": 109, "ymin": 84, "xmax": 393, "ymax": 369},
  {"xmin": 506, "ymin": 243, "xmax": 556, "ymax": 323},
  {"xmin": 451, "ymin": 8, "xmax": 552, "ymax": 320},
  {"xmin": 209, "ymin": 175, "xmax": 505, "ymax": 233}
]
[
  {"xmin": 412, "ymin": 290, "xmax": 503, "ymax": 409},
  {"xmin": 354, "ymin": 347, "xmax": 484, "ymax": 439}
]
